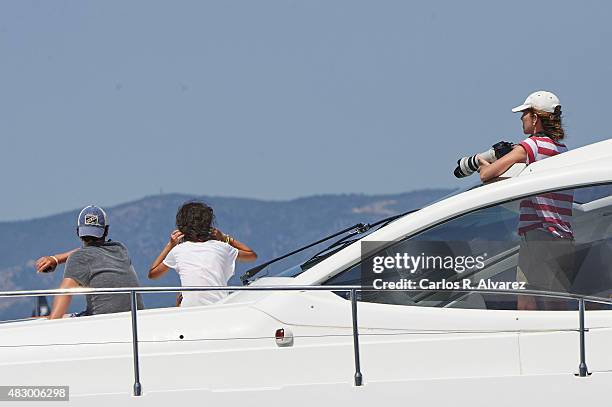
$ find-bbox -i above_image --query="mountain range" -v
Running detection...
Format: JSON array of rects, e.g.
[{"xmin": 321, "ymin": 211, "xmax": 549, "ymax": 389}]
[{"xmin": 0, "ymin": 189, "xmax": 453, "ymax": 320}]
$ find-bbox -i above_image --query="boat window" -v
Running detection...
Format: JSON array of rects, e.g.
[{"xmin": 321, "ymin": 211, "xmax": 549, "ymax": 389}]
[{"xmin": 324, "ymin": 183, "xmax": 612, "ymax": 310}]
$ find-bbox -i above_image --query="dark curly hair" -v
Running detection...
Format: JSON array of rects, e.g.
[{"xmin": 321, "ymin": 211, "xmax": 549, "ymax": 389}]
[{"xmin": 175, "ymin": 201, "xmax": 215, "ymax": 242}]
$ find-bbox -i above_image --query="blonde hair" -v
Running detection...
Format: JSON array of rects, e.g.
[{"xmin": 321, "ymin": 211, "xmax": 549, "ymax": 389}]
[{"xmin": 532, "ymin": 105, "xmax": 565, "ymax": 141}]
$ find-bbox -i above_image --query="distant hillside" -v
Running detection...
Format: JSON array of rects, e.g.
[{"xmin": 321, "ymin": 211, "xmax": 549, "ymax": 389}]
[{"xmin": 0, "ymin": 189, "xmax": 453, "ymax": 320}]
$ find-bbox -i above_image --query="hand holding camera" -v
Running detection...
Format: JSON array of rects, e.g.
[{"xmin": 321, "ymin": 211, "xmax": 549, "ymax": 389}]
[{"xmin": 453, "ymin": 141, "xmax": 514, "ymax": 178}]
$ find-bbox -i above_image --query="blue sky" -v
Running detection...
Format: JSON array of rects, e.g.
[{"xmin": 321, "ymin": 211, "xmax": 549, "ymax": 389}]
[{"xmin": 1, "ymin": 0, "xmax": 611, "ymax": 221}]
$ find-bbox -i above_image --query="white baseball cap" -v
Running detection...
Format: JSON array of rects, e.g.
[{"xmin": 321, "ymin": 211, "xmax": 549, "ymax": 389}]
[{"xmin": 512, "ymin": 90, "xmax": 560, "ymax": 113}]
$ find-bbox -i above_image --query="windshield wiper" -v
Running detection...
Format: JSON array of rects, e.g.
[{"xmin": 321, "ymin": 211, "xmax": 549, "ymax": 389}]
[
  {"xmin": 239, "ymin": 207, "xmax": 421, "ymax": 285},
  {"xmin": 299, "ymin": 207, "xmax": 421, "ymax": 271},
  {"xmin": 298, "ymin": 231, "xmax": 368, "ymax": 272},
  {"xmin": 240, "ymin": 223, "xmax": 369, "ymax": 285}
]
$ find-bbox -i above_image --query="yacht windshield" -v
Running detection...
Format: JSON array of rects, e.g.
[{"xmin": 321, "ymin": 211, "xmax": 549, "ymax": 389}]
[
  {"xmin": 321, "ymin": 183, "xmax": 612, "ymax": 310},
  {"xmin": 275, "ymin": 264, "xmax": 306, "ymax": 278},
  {"xmin": 275, "ymin": 237, "xmax": 364, "ymax": 278},
  {"xmin": 249, "ymin": 183, "xmax": 485, "ymax": 282},
  {"xmin": 271, "ymin": 209, "xmax": 421, "ymax": 279},
  {"xmin": 268, "ymin": 182, "xmax": 484, "ymax": 277}
]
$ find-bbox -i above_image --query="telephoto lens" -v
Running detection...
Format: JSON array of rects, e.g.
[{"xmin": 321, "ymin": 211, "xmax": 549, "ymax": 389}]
[{"xmin": 453, "ymin": 141, "xmax": 513, "ymax": 178}]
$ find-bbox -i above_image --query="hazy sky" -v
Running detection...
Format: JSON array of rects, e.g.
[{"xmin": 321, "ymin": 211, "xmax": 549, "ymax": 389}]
[{"xmin": 1, "ymin": 0, "xmax": 611, "ymax": 221}]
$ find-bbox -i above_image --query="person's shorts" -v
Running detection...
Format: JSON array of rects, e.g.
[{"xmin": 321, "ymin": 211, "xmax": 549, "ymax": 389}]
[{"xmin": 517, "ymin": 229, "xmax": 576, "ymax": 293}]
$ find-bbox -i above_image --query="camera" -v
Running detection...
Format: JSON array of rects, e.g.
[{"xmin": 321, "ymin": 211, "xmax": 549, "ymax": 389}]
[{"xmin": 453, "ymin": 141, "xmax": 514, "ymax": 178}]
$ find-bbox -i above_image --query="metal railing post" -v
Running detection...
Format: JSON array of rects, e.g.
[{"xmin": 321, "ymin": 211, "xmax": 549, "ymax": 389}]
[
  {"xmin": 350, "ymin": 288, "xmax": 363, "ymax": 386},
  {"xmin": 578, "ymin": 298, "xmax": 589, "ymax": 377},
  {"xmin": 130, "ymin": 291, "xmax": 142, "ymax": 396}
]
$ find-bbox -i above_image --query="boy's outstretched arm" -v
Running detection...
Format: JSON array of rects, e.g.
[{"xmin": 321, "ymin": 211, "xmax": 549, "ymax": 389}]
[{"xmin": 35, "ymin": 249, "xmax": 79, "ymax": 273}]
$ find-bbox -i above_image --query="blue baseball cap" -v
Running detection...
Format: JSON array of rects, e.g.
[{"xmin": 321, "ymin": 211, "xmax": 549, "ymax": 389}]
[{"xmin": 77, "ymin": 205, "xmax": 108, "ymax": 238}]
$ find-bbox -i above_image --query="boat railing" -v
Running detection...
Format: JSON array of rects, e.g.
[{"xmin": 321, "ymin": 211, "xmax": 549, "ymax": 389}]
[{"xmin": 0, "ymin": 285, "xmax": 610, "ymax": 396}]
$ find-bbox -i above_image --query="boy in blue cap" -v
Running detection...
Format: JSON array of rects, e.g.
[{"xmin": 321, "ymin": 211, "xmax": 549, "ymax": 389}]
[{"xmin": 37, "ymin": 205, "xmax": 144, "ymax": 319}]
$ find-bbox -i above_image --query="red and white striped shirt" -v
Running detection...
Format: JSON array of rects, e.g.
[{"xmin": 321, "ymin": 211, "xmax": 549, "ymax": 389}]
[{"xmin": 518, "ymin": 135, "xmax": 573, "ymax": 239}]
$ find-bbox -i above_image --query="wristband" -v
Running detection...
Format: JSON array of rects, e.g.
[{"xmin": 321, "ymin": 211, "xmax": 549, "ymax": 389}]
[{"xmin": 50, "ymin": 255, "xmax": 59, "ymax": 267}]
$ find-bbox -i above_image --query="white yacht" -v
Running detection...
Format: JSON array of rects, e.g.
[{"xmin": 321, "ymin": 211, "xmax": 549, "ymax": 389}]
[{"xmin": 0, "ymin": 139, "xmax": 611, "ymax": 406}]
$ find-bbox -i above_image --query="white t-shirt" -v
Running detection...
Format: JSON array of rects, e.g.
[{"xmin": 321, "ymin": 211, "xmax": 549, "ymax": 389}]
[{"xmin": 163, "ymin": 240, "xmax": 239, "ymax": 307}]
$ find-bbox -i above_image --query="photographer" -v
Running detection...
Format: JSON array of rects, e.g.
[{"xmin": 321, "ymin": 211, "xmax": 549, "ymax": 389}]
[
  {"xmin": 148, "ymin": 201, "xmax": 257, "ymax": 307},
  {"xmin": 479, "ymin": 91, "xmax": 575, "ymax": 310}
]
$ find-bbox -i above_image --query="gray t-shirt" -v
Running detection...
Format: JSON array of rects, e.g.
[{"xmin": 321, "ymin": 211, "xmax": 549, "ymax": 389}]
[{"xmin": 64, "ymin": 241, "xmax": 144, "ymax": 315}]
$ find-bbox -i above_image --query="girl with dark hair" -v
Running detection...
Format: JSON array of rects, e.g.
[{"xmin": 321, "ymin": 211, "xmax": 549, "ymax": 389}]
[
  {"xmin": 479, "ymin": 91, "xmax": 575, "ymax": 310},
  {"xmin": 149, "ymin": 201, "xmax": 257, "ymax": 307}
]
